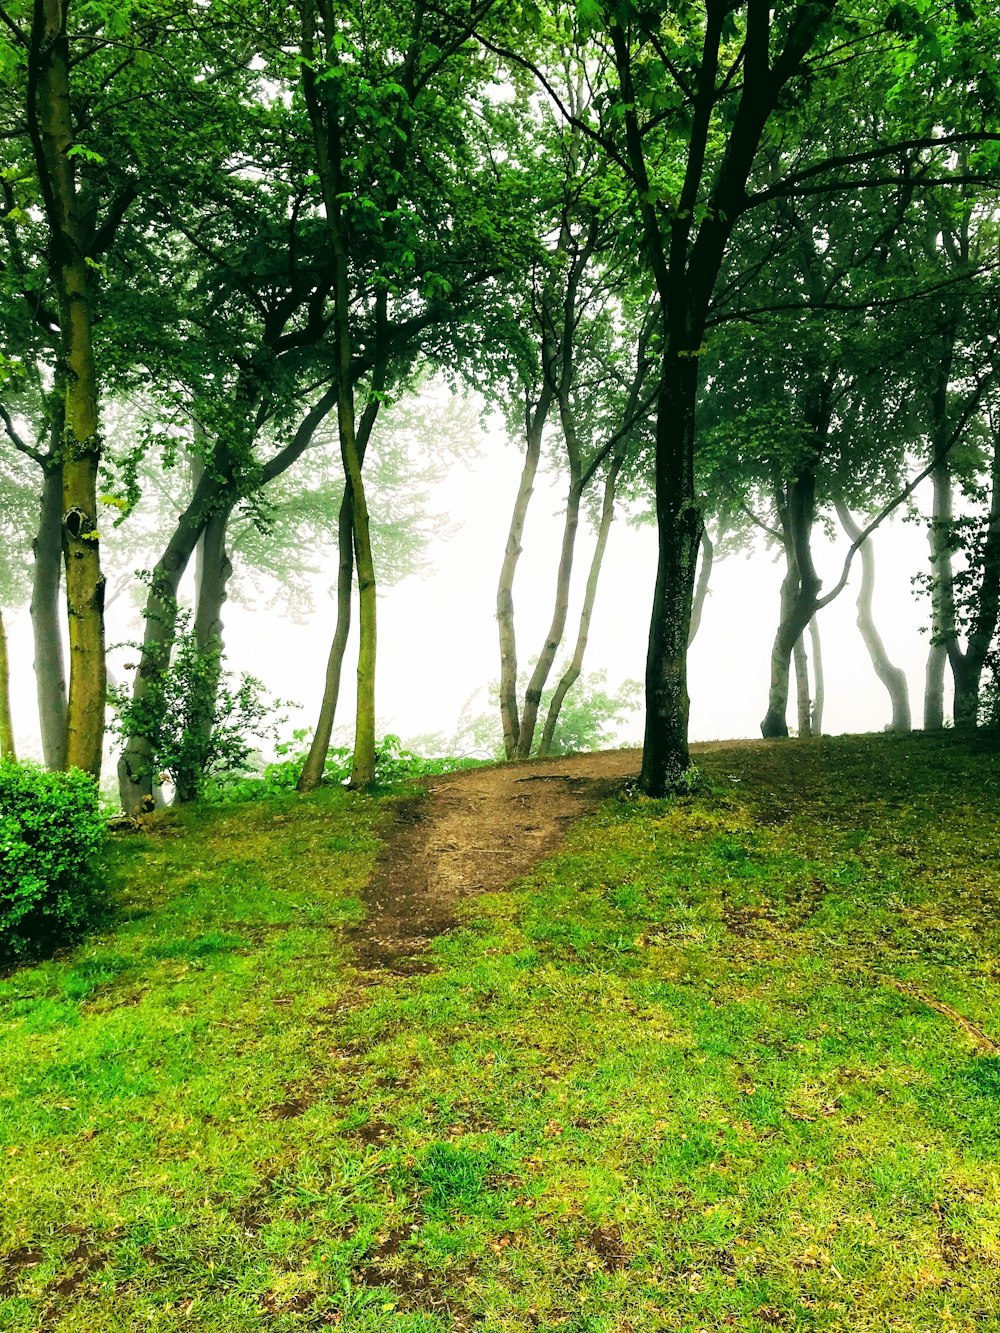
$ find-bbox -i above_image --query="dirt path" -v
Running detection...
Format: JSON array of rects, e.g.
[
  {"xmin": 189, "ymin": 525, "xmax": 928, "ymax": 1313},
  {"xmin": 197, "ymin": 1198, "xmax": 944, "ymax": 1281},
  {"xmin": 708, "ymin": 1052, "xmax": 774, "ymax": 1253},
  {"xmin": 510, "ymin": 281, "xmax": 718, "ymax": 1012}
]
[{"xmin": 348, "ymin": 750, "xmax": 642, "ymax": 972}]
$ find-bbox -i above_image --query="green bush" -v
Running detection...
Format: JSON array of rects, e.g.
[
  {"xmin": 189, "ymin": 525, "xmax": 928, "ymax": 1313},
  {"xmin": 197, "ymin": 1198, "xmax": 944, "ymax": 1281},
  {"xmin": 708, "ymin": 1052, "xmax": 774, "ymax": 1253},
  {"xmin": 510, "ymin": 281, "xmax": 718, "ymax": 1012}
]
[{"xmin": 0, "ymin": 761, "xmax": 105, "ymax": 962}]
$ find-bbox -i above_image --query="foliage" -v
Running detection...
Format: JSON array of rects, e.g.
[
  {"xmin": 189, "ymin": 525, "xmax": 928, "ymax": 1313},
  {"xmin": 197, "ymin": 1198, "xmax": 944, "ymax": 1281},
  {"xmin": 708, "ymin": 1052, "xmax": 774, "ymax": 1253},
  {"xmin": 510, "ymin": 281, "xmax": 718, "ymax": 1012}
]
[
  {"xmin": 1, "ymin": 738, "xmax": 1000, "ymax": 1328},
  {"xmin": 108, "ymin": 611, "xmax": 288, "ymax": 806},
  {"xmin": 0, "ymin": 761, "xmax": 105, "ymax": 961},
  {"xmin": 203, "ymin": 731, "xmax": 487, "ymax": 803}
]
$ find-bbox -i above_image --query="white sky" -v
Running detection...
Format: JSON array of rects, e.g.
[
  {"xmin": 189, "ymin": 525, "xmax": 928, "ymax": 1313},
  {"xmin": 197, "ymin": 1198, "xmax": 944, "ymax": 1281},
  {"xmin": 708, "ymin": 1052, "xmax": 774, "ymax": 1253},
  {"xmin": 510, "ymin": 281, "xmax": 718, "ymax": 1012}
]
[{"xmin": 5, "ymin": 407, "xmax": 944, "ymax": 771}]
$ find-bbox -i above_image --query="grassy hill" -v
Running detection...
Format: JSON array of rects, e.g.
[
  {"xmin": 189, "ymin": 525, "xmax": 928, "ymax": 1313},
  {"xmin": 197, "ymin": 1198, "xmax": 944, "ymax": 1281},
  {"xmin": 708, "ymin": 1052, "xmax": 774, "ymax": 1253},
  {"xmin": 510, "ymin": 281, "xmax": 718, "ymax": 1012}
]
[{"xmin": 2, "ymin": 734, "xmax": 999, "ymax": 1332}]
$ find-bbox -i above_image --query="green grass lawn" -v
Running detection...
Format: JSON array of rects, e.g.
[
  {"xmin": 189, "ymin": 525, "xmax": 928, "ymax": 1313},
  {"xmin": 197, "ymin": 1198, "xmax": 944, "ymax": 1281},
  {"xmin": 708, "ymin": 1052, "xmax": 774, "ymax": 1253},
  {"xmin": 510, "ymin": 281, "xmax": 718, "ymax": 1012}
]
[{"xmin": 2, "ymin": 734, "xmax": 1000, "ymax": 1332}]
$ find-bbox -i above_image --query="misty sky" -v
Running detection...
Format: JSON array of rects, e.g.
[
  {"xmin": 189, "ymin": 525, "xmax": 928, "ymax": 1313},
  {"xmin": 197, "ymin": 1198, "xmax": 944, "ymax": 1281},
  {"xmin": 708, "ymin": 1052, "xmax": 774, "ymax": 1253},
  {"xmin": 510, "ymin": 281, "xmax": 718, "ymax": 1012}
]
[{"xmin": 5, "ymin": 401, "xmax": 943, "ymax": 769}]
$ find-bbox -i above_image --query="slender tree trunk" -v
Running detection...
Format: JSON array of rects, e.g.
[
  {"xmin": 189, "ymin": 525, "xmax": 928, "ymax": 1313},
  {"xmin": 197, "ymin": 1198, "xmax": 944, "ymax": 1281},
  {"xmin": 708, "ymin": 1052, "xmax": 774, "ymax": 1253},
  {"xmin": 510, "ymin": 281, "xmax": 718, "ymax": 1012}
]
[
  {"xmin": 834, "ymin": 494, "xmax": 911, "ymax": 731},
  {"xmin": 32, "ymin": 0, "xmax": 106, "ymax": 777},
  {"xmin": 302, "ymin": 1, "xmax": 377, "ymax": 788},
  {"xmin": 640, "ymin": 362, "xmax": 701, "ymax": 792},
  {"xmin": 924, "ymin": 457, "xmax": 953, "ymax": 730},
  {"xmin": 950, "ymin": 430, "xmax": 1000, "ymax": 729},
  {"xmin": 496, "ymin": 406, "xmax": 546, "ymax": 759},
  {"xmin": 794, "ymin": 633, "xmax": 811, "ymax": 736},
  {"xmin": 761, "ymin": 470, "xmax": 822, "ymax": 738},
  {"xmin": 762, "ymin": 548, "xmax": 801, "ymax": 740},
  {"xmin": 295, "ymin": 355, "xmax": 383, "ymax": 792},
  {"xmin": 0, "ymin": 607, "xmax": 15, "ymax": 762},
  {"xmin": 809, "ymin": 617, "xmax": 825, "ymax": 735},
  {"xmin": 172, "ymin": 500, "xmax": 234, "ymax": 804},
  {"xmin": 516, "ymin": 476, "xmax": 581, "ymax": 758},
  {"xmin": 538, "ymin": 454, "xmax": 622, "ymax": 756},
  {"xmin": 687, "ymin": 526, "xmax": 715, "ymax": 646},
  {"xmin": 31, "ymin": 453, "xmax": 67, "ymax": 768},
  {"xmin": 298, "ymin": 488, "xmax": 354, "ymax": 791}
]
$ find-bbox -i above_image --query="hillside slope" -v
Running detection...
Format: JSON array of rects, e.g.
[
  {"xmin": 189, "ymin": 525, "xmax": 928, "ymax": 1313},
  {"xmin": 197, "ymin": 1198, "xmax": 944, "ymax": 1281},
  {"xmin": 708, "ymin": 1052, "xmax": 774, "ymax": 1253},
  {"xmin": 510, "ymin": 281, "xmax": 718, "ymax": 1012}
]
[{"xmin": 1, "ymin": 734, "xmax": 999, "ymax": 1332}]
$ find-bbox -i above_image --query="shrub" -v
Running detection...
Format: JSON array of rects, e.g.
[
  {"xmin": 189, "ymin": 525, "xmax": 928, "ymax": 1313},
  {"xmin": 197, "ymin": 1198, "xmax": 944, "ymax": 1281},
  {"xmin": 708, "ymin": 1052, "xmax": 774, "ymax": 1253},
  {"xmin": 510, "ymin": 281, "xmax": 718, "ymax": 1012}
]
[
  {"xmin": 0, "ymin": 761, "xmax": 105, "ymax": 962},
  {"xmin": 109, "ymin": 610, "xmax": 290, "ymax": 804}
]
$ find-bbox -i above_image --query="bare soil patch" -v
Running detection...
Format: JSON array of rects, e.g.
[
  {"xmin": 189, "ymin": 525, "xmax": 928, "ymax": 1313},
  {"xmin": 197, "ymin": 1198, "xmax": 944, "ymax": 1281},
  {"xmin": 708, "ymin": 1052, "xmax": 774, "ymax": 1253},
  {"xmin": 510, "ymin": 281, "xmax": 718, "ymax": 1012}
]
[{"xmin": 348, "ymin": 749, "xmax": 641, "ymax": 971}]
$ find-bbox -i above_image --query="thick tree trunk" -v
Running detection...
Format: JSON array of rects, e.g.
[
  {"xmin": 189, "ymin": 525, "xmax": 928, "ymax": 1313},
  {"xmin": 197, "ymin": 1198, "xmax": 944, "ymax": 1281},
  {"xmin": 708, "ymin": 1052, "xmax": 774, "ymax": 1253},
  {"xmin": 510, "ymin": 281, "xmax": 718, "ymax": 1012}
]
[
  {"xmin": 538, "ymin": 454, "xmax": 622, "ymax": 756},
  {"xmin": 33, "ymin": 0, "xmax": 106, "ymax": 777},
  {"xmin": 297, "ymin": 488, "xmax": 354, "ymax": 791},
  {"xmin": 688, "ymin": 526, "xmax": 714, "ymax": 646},
  {"xmin": 31, "ymin": 454, "xmax": 67, "ymax": 768},
  {"xmin": 640, "ymin": 364, "xmax": 701, "ymax": 793},
  {"xmin": 809, "ymin": 617, "xmax": 824, "ymax": 735},
  {"xmin": 924, "ymin": 457, "xmax": 953, "ymax": 730},
  {"xmin": 496, "ymin": 407, "xmax": 546, "ymax": 759},
  {"xmin": 794, "ymin": 633, "xmax": 811, "ymax": 737},
  {"xmin": 761, "ymin": 470, "xmax": 822, "ymax": 738},
  {"xmin": 0, "ymin": 607, "xmax": 15, "ymax": 762},
  {"xmin": 834, "ymin": 495, "xmax": 911, "ymax": 731}
]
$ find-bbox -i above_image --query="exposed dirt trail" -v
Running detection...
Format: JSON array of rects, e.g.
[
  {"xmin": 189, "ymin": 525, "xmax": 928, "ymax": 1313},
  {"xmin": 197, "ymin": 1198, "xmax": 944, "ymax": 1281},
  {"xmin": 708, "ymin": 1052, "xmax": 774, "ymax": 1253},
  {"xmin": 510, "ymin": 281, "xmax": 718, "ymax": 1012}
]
[{"xmin": 348, "ymin": 749, "xmax": 642, "ymax": 972}]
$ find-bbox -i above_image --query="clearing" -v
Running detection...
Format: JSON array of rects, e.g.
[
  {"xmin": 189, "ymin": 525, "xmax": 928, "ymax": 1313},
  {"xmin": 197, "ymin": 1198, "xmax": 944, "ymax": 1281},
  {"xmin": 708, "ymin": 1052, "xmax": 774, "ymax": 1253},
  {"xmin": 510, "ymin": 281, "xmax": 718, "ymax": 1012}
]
[{"xmin": 1, "ymin": 734, "xmax": 999, "ymax": 1333}]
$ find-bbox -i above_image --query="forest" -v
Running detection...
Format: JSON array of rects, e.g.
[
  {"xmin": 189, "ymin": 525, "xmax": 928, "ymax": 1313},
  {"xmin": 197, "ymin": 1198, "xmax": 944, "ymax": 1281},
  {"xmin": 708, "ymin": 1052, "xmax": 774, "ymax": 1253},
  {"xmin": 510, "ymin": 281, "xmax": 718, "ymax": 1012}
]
[
  {"xmin": 2, "ymin": 3, "xmax": 1000, "ymax": 1330},
  {"xmin": 0, "ymin": 0, "xmax": 998, "ymax": 806}
]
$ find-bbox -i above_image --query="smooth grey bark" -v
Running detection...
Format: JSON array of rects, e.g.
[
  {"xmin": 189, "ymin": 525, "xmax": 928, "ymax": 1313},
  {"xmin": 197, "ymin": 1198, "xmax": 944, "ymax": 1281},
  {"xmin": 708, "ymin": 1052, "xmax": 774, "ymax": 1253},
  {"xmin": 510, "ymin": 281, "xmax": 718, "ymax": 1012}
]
[
  {"xmin": 923, "ymin": 457, "xmax": 953, "ymax": 730},
  {"xmin": 688, "ymin": 526, "xmax": 715, "ymax": 646},
  {"xmin": 761, "ymin": 465, "xmax": 822, "ymax": 738},
  {"xmin": 515, "ymin": 433, "xmax": 581, "ymax": 758},
  {"xmin": 948, "ymin": 426, "xmax": 1000, "ymax": 729},
  {"xmin": 537, "ymin": 452, "xmax": 623, "ymax": 756},
  {"xmin": 834, "ymin": 494, "xmax": 911, "ymax": 731},
  {"xmin": 496, "ymin": 393, "xmax": 550, "ymax": 759},
  {"xmin": 809, "ymin": 617, "xmax": 824, "ymax": 735},
  {"xmin": 30, "ymin": 455, "xmax": 67, "ymax": 768},
  {"xmin": 794, "ymin": 633, "xmax": 811, "ymax": 737}
]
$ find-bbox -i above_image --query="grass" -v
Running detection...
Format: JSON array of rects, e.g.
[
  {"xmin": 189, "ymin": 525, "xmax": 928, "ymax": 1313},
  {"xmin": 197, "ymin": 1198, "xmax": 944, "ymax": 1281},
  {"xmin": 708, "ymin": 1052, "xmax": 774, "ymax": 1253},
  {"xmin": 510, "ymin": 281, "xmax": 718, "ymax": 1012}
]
[{"xmin": 2, "ymin": 733, "xmax": 1000, "ymax": 1331}]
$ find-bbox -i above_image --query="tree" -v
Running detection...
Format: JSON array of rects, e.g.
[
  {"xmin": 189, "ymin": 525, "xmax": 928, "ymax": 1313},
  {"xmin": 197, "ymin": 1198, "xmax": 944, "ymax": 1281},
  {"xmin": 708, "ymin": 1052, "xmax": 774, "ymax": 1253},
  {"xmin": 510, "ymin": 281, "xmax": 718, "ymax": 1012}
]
[{"xmin": 484, "ymin": 0, "xmax": 1000, "ymax": 790}]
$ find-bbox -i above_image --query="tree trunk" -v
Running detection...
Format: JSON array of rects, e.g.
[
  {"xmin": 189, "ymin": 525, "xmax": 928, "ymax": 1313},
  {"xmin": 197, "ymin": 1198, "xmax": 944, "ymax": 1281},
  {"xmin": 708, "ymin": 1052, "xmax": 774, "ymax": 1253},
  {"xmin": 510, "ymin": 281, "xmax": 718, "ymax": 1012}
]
[
  {"xmin": 301, "ymin": 0, "xmax": 377, "ymax": 788},
  {"xmin": 924, "ymin": 456, "xmax": 953, "ymax": 730},
  {"xmin": 30, "ymin": 452, "xmax": 67, "ymax": 768},
  {"xmin": 794, "ymin": 632, "xmax": 811, "ymax": 737},
  {"xmin": 688, "ymin": 526, "xmax": 715, "ymax": 646},
  {"xmin": 809, "ymin": 617, "xmax": 825, "ymax": 736},
  {"xmin": 834, "ymin": 494, "xmax": 911, "ymax": 732},
  {"xmin": 496, "ymin": 404, "xmax": 546, "ymax": 759},
  {"xmin": 172, "ymin": 500, "xmax": 234, "ymax": 804},
  {"xmin": 295, "ymin": 348, "xmax": 384, "ymax": 791},
  {"xmin": 538, "ymin": 453, "xmax": 622, "ymax": 756},
  {"xmin": 640, "ymin": 363, "xmax": 701, "ymax": 793},
  {"xmin": 761, "ymin": 470, "xmax": 822, "ymax": 738},
  {"xmin": 762, "ymin": 548, "xmax": 801, "ymax": 740},
  {"xmin": 0, "ymin": 607, "xmax": 15, "ymax": 762},
  {"xmin": 297, "ymin": 488, "xmax": 354, "ymax": 791},
  {"xmin": 951, "ymin": 428, "xmax": 1000, "ymax": 730},
  {"xmin": 32, "ymin": 0, "xmax": 106, "ymax": 777},
  {"xmin": 116, "ymin": 477, "xmax": 217, "ymax": 812},
  {"xmin": 516, "ymin": 475, "xmax": 581, "ymax": 758}
]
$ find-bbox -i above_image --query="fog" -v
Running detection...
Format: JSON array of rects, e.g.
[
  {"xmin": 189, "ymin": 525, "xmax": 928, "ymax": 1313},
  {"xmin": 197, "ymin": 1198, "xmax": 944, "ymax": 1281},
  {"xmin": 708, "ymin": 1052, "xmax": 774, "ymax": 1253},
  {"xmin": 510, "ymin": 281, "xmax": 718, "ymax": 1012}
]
[{"xmin": 4, "ymin": 407, "xmax": 944, "ymax": 773}]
